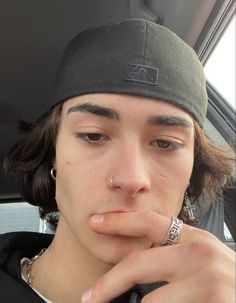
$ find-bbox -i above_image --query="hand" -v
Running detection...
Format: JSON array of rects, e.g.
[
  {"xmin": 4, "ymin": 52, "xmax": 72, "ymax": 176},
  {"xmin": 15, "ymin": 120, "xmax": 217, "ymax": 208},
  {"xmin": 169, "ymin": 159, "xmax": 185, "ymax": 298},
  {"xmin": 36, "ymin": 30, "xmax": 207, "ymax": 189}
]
[{"xmin": 81, "ymin": 211, "xmax": 235, "ymax": 303}]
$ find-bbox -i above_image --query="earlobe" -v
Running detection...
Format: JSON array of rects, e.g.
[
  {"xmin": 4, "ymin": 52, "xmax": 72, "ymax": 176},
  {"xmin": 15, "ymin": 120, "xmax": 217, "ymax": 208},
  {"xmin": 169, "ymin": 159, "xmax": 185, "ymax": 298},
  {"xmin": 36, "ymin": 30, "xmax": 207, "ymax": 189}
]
[{"xmin": 52, "ymin": 158, "xmax": 56, "ymax": 167}]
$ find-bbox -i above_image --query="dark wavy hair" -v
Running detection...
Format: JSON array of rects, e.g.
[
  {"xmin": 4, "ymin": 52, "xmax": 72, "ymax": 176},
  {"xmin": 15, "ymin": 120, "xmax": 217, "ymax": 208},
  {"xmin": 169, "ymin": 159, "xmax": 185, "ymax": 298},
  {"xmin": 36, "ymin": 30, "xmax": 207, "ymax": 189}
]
[{"xmin": 4, "ymin": 103, "xmax": 235, "ymax": 227}]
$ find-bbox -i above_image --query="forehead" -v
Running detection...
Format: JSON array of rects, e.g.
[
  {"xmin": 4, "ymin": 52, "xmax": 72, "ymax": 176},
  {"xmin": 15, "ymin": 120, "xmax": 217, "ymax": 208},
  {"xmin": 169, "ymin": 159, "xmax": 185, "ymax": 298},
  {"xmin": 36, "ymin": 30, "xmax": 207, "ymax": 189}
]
[{"xmin": 61, "ymin": 93, "xmax": 194, "ymax": 124}]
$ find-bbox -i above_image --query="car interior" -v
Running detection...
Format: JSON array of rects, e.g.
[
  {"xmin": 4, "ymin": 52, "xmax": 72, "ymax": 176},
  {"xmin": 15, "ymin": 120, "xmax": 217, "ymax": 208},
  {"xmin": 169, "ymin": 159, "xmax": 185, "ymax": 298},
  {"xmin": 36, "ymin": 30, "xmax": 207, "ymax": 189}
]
[{"xmin": 0, "ymin": 0, "xmax": 235, "ymax": 250}]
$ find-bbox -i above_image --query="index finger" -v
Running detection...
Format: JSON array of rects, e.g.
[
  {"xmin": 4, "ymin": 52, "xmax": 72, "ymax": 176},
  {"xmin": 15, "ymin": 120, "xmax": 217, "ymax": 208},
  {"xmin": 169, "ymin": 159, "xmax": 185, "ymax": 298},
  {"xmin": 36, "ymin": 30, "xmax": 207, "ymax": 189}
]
[{"xmin": 89, "ymin": 211, "xmax": 204, "ymax": 246}]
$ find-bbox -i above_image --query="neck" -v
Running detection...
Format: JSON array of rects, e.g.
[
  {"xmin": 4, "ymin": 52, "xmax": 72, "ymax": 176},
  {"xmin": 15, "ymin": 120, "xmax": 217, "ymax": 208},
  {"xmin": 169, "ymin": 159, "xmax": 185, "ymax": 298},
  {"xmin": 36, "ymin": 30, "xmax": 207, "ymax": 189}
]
[{"xmin": 32, "ymin": 218, "xmax": 112, "ymax": 303}]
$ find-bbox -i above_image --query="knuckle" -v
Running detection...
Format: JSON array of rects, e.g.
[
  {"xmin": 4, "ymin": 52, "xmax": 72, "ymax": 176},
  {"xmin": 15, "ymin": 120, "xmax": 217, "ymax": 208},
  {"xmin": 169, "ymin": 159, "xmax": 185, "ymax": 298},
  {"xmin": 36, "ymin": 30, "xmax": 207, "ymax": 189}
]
[{"xmin": 185, "ymin": 233, "xmax": 219, "ymax": 261}]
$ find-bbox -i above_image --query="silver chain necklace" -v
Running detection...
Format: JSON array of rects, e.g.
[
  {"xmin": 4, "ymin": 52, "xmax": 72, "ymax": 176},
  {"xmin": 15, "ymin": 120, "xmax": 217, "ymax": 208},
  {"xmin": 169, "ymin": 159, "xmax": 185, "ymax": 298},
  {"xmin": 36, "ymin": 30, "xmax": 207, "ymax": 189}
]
[{"xmin": 25, "ymin": 248, "xmax": 46, "ymax": 287}]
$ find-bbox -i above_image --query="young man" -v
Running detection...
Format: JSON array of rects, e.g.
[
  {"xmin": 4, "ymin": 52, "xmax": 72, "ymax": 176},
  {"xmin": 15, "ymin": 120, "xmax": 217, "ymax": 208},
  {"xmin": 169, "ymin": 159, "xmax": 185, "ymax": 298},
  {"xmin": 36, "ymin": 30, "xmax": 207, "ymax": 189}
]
[{"xmin": 1, "ymin": 19, "xmax": 235, "ymax": 303}]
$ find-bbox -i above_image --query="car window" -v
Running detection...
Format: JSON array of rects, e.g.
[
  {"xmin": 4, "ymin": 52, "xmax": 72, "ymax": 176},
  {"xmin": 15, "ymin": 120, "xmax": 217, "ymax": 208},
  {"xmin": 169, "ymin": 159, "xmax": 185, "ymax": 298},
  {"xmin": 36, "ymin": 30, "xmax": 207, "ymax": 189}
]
[
  {"xmin": 0, "ymin": 202, "xmax": 40, "ymax": 233},
  {"xmin": 0, "ymin": 202, "xmax": 53, "ymax": 233},
  {"xmin": 224, "ymin": 222, "xmax": 236, "ymax": 251},
  {"xmin": 204, "ymin": 15, "xmax": 235, "ymax": 109}
]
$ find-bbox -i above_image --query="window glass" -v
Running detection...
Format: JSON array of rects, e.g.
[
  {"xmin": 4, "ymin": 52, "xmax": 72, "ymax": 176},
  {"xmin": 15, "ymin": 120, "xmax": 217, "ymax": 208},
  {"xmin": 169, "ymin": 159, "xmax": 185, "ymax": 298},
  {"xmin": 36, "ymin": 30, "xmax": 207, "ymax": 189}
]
[
  {"xmin": 204, "ymin": 16, "xmax": 235, "ymax": 109},
  {"xmin": 224, "ymin": 222, "xmax": 236, "ymax": 251},
  {"xmin": 0, "ymin": 202, "xmax": 41, "ymax": 233},
  {"xmin": 0, "ymin": 202, "xmax": 55, "ymax": 234}
]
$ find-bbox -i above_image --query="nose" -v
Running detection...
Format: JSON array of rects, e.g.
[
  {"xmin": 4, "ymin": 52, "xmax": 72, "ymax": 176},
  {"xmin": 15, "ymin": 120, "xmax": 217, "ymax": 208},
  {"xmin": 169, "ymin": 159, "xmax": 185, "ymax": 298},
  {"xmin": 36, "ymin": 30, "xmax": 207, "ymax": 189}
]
[{"xmin": 108, "ymin": 146, "xmax": 151, "ymax": 198}]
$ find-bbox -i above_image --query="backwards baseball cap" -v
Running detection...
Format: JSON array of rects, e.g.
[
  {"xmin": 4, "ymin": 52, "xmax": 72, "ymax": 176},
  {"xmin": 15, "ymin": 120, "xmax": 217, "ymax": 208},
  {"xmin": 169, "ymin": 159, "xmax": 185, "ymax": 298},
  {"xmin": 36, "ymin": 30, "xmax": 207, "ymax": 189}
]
[{"xmin": 50, "ymin": 19, "xmax": 208, "ymax": 126}]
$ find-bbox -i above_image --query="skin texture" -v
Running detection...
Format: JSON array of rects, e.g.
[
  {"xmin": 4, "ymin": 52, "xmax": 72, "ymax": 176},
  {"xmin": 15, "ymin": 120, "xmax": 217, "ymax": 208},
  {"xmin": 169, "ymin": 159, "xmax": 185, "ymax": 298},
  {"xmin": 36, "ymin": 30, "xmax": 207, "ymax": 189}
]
[
  {"xmin": 55, "ymin": 93, "xmax": 194, "ymax": 262},
  {"xmin": 25, "ymin": 93, "xmax": 235, "ymax": 303}
]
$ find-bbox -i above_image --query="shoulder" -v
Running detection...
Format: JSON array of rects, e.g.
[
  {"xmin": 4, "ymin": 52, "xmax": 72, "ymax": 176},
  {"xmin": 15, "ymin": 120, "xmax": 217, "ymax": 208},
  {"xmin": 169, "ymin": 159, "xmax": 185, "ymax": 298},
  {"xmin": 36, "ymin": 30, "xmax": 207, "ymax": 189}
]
[
  {"xmin": 0, "ymin": 232, "xmax": 53, "ymax": 258},
  {"xmin": 0, "ymin": 232, "xmax": 53, "ymax": 302}
]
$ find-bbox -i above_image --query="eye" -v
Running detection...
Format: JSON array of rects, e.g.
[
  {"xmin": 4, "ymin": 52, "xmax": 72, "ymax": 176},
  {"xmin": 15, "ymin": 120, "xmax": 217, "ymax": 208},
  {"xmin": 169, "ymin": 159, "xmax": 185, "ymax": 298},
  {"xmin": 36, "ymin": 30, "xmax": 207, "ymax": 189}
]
[
  {"xmin": 76, "ymin": 133, "xmax": 109, "ymax": 144},
  {"xmin": 150, "ymin": 139, "xmax": 182, "ymax": 151}
]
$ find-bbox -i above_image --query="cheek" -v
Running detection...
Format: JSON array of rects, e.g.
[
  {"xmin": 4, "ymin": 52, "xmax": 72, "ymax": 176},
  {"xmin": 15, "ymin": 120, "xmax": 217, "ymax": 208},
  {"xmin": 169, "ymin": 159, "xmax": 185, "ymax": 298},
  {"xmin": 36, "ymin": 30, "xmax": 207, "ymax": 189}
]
[
  {"xmin": 152, "ymin": 152, "xmax": 194, "ymax": 216},
  {"xmin": 54, "ymin": 161, "xmax": 93, "ymax": 229},
  {"xmin": 54, "ymin": 147, "xmax": 105, "ymax": 216},
  {"xmin": 55, "ymin": 158, "xmax": 89, "ymax": 201},
  {"xmin": 54, "ymin": 138, "xmax": 81, "ymax": 206},
  {"xmin": 55, "ymin": 135, "xmax": 91, "ymax": 183}
]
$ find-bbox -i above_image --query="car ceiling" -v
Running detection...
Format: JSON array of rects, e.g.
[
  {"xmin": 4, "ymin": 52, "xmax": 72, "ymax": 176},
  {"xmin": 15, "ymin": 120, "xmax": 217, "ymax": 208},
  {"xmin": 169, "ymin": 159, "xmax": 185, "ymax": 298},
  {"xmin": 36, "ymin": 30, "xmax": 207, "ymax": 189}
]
[{"xmin": 0, "ymin": 0, "xmax": 226, "ymax": 195}]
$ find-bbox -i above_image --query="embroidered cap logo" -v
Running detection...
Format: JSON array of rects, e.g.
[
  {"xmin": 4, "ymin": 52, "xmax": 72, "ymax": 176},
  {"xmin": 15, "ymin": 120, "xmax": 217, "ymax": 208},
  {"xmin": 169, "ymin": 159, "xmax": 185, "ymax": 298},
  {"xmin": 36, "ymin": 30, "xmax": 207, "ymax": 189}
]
[{"xmin": 124, "ymin": 63, "xmax": 159, "ymax": 86}]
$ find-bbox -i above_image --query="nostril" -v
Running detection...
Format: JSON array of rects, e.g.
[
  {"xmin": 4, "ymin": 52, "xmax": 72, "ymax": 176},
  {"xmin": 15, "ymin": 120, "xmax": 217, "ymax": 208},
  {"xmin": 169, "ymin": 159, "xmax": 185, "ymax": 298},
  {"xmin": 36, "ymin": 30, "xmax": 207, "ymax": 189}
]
[{"xmin": 107, "ymin": 173, "xmax": 151, "ymax": 197}]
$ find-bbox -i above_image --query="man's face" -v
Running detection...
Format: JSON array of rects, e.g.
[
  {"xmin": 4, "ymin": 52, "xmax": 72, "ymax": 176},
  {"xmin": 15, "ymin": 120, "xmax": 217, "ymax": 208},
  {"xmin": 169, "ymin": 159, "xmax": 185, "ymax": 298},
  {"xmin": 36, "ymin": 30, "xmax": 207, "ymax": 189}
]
[{"xmin": 54, "ymin": 93, "xmax": 194, "ymax": 264}]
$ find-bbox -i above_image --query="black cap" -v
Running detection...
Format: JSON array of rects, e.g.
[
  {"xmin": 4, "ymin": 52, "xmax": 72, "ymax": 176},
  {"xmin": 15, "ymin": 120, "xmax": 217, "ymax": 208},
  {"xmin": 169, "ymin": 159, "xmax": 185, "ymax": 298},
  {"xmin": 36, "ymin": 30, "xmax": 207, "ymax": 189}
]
[{"xmin": 51, "ymin": 19, "xmax": 208, "ymax": 126}]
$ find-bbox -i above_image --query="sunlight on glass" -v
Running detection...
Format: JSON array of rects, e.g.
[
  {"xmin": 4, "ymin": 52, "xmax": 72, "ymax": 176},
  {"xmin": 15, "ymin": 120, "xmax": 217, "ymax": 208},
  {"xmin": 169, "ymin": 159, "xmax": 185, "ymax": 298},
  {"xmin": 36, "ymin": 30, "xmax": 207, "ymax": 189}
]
[{"xmin": 204, "ymin": 16, "xmax": 235, "ymax": 109}]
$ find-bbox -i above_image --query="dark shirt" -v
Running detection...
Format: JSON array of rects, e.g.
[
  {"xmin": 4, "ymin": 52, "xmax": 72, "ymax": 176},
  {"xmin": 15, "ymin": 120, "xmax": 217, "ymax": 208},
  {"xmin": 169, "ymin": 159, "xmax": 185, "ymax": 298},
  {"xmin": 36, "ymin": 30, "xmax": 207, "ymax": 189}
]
[{"xmin": 0, "ymin": 232, "xmax": 163, "ymax": 303}]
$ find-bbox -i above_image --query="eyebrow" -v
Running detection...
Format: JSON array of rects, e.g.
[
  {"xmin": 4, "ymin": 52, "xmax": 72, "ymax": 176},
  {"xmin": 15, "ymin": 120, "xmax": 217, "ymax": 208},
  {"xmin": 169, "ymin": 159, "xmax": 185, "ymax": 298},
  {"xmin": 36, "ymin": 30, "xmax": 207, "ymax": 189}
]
[
  {"xmin": 67, "ymin": 102, "xmax": 192, "ymax": 128},
  {"xmin": 147, "ymin": 115, "xmax": 192, "ymax": 128},
  {"xmin": 67, "ymin": 103, "xmax": 120, "ymax": 120}
]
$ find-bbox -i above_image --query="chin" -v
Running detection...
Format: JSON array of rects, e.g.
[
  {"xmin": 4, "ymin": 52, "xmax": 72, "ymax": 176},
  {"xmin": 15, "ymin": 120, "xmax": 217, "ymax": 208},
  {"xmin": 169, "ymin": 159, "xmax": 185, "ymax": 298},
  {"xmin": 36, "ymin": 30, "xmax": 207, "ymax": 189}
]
[{"xmin": 93, "ymin": 235, "xmax": 152, "ymax": 265}]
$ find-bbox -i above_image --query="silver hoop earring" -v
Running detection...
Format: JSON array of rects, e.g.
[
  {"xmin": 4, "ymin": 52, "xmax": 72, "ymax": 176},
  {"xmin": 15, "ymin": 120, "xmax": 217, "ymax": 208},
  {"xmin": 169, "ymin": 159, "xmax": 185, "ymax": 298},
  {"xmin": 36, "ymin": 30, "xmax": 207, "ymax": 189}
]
[
  {"xmin": 50, "ymin": 167, "xmax": 56, "ymax": 180},
  {"xmin": 183, "ymin": 192, "xmax": 198, "ymax": 223}
]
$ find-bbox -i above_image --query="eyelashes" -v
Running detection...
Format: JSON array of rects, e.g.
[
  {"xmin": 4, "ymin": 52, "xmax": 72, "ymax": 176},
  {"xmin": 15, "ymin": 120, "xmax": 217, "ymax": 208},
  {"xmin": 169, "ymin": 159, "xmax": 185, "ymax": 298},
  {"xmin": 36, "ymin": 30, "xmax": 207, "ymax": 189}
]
[
  {"xmin": 150, "ymin": 139, "xmax": 182, "ymax": 151},
  {"xmin": 75, "ymin": 133, "xmax": 109, "ymax": 144},
  {"xmin": 75, "ymin": 132, "xmax": 183, "ymax": 151}
]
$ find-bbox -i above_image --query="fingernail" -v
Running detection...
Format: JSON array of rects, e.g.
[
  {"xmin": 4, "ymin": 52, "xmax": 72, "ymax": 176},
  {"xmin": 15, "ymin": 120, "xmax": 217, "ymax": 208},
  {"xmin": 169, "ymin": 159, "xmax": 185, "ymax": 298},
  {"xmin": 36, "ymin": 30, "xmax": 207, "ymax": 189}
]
[
  {"xmin": 81, "ymin": 288, "xmax": 92, "ymax": 302},
  {"xmin": 91, "ymin": 214, "xmax": 104, "ymax": 224}
]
